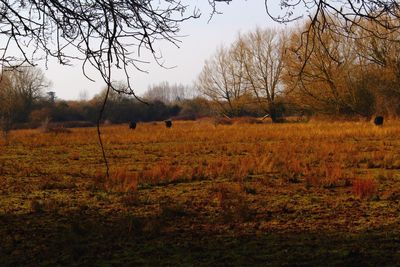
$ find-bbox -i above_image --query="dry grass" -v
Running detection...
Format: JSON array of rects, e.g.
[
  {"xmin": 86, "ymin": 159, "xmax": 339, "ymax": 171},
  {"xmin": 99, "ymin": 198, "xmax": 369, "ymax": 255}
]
[
  {"xmin": 353, "ymin": 175, "xmax": 378, "ymax": 199},
  {"xmin": 211, "ymin": 182, "xmax": 251, "ymax": 222},
  {"xmin": 1, "ymin": 120, "xmax": 400, "ymax": 265}
]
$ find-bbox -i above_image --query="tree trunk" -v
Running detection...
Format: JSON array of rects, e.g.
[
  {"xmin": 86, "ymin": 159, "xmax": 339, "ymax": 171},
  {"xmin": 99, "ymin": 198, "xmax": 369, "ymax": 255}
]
[{"xmin": 269, "ymin": 103, "xmax": 283, "ymax": 123}]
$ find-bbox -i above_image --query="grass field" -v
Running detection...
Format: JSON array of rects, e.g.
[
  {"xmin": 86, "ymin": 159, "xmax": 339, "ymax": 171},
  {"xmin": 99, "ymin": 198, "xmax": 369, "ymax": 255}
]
[{"xmin": 1, "ymin": 120, "xmax": 400, "ymax": 266}]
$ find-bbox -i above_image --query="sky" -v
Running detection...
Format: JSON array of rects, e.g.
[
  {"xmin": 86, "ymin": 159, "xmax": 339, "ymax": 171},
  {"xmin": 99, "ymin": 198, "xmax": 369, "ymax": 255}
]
[{"xmin": 39, "ymin": 1, "xmax": 288, "ymax": 100}]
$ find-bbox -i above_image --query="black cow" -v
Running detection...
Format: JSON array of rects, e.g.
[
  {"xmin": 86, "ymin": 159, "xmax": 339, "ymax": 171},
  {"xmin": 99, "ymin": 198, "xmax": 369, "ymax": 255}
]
[
  {"xmin": 374, "ymin": 116, "xmax": 384, "ymax": 126},
  {"xmin": 129, "ymin": 121, "xmax": 137, "ymax": 129},
  {"xmin": 165, "ymin": 120, "xmax": 172, "ymax": 128}
]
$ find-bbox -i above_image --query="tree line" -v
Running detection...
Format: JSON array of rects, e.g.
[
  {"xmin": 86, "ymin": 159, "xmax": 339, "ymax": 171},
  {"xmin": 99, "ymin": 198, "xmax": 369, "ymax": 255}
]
[
  {"xmin": 197, "ymin": 20, "xmax": 400, "ymax": 120},
  {"xmin": 0, "ymin": 69, "xmax": 213, "ymax": 134},
  {"xmin": 2, "ymin": 18, "xmax": 400, "ymax": 134}
]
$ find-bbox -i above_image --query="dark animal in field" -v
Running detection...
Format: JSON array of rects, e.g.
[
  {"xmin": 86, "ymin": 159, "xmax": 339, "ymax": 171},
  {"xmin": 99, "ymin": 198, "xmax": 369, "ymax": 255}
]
[
  {"xmin": 165, "ymin": 120, "xmax": 172, "ymax": 128},
  {"xmin": 374, "ymin": 116, "xmax": 384, "ymax": 126},
  {"xmin": 129, "ymin": 121, "xmax": 137, "ymax": 129}
]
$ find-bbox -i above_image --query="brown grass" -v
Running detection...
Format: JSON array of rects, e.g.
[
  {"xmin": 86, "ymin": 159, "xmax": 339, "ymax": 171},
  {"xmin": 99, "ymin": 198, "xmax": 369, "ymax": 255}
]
[
  {"xmin": 2, "ymin": 120, "xmax": 400, "ymax": 265},
  {"xmin": 211, "ymin": 183, "xmax": 250, "ymax": 222},
  {"xmin": 353, "ymin": 176, "xmax": 378, "ymax": 199}
]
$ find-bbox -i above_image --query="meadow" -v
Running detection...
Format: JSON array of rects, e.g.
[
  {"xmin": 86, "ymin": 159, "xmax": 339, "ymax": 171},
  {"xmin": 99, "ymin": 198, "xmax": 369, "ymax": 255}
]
[{"xmin": 1, "ymin": 119, "xmax": 400, "ymax": 266}]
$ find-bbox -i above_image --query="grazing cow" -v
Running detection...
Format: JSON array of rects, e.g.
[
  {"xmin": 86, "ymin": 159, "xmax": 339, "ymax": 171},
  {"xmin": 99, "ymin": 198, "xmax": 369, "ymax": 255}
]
[
  {"xmin": 165, "ymin": 120, "xmax": 172, "ymax": 128},
  {"xmin": 129, "ymin": 121, "xmax": 137, "ymax": 129},
  {"xmin": 374, "ymin": 116, "xmax": 384, "ymax": 126}
]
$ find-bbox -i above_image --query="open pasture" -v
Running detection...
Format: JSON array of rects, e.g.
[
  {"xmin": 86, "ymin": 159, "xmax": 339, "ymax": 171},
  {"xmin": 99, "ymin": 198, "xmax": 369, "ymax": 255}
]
[{"xmin": 1, "ymin": 120, "xmax": 400, "ymax": 265}]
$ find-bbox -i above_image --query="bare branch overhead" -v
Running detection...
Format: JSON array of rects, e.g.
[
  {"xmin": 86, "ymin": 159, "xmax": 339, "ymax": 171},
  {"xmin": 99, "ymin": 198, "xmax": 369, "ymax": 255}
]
[{"xmin": 0, "ymin": 0, "xmax": 200, "ymax": 95}]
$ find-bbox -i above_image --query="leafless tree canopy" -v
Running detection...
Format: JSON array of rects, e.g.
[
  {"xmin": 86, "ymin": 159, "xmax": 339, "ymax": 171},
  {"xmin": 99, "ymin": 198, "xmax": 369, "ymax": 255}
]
[
  {"xmin": 266, "ymin": 1, "xmax": 400, "ymax": 60},
  {"xmin": 0, "ymin": 67, "xmax": 48, "ymax": 136},
  {"xmin": 197, "ymin": 29, "xmax": 286, "ymax": 120},
  {"xmin": 265, "ymin": 1, "xmax": 400, "ymax": 31},
  {"xmin": 209, "ymin": 1, "xmax": 400, "ymax": 31},
  {"xmin": 144, "ymin": 81, "xmax": 194, "ymax": 104},
  {"xmin": 0, "ymin": 0, "xmax": 200, "ymax": 94},
  {"xmin": 204, "ymin": 1, "xmax": 400, "ymax": 70},
  {"xmin": 2, "ymin": 1, "xmax": 399, "ymax": 86}
]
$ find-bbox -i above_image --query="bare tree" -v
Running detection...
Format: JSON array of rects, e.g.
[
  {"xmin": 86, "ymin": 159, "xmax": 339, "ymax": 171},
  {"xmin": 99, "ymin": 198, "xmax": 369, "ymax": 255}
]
[
  {"xmin": 265, "ymin": 1, "xmax": 400, "ymax": 32},
  {"xmin": 197, "ymin": 45, "xmax": 250, "ymax": 117},
  {"xmin": 7, "ymin": 67, "xmax": 49, "ymax": 121},
  {"xmin": 210, "ymin": 1, "xmax": 400, "ymax": 37},
  {"xmin": 144, "ymin": 82, "xmax": 193, "ymax": 104},
  {"xmin": 283, "ymin": 20, "xmax": 382, "ymax": 118},
  {"xmin": 351, "ymin": 20, "xmax": 400, "ymax": 116},
  {"xmin": 266, "ymin": 1, "xmax": 400, "ymax": 69},
  {"xmin": 240, "ymin": 28, "xmax": 286, "ymax": 122},
  {"xmin": 197, "ymin": 29, "xmax": 286, "ymax": 120},
  {"xmin": 0, "ymin": 67, "xmax": 48, "ymax": 137}
]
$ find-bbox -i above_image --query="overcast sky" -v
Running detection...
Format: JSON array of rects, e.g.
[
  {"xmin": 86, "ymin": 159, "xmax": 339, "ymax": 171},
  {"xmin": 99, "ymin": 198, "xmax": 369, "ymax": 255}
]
[{"xmin": 40, "ymin": 1, "xmax": 287, "ymax": 100}]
